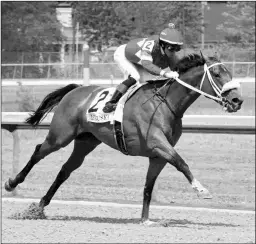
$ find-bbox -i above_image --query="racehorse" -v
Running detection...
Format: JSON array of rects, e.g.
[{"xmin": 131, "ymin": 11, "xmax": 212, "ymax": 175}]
[{"xmin": 5, "ymin": 52, "xmax": 243, "ymax": 225}]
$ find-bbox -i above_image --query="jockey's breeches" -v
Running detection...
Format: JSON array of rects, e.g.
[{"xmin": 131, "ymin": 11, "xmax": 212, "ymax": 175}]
[{"xmin": 114, "ymin": 44, "xmax": 158, "ymax": 83}]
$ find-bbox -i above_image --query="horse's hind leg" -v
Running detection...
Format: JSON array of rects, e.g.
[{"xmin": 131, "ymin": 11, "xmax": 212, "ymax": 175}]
[
  {"xmin": 39, "ymin": 133, "xmax": 101, "ymax": 209},
  {"xmin": 5, "ymin": 119, "xmax": 76, "ymax": 192}
]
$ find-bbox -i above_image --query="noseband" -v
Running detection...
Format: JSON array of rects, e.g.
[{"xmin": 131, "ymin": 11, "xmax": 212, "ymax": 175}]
[{"xmin": 199, "ymin": 63, "xmax": 240, "ymax": 100}]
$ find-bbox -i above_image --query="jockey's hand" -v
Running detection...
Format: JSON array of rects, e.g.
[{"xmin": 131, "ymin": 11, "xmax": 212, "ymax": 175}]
[{"xmin": 164, "ymin": 71, "xmax": 179, "ymax": 79}]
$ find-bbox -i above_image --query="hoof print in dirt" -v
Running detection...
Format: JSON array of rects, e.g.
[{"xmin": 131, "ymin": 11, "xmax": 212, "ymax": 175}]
[
  {"xmin": 158, "ymin": 220, "xmax": 172, "ymax": 227},
  {"xmin": 10, "ymin": 202, "xmax": 46, "ymax": 220},
  {"xmin": 197, "ymin": 191, "xmax": 213, "ymax": 199}
]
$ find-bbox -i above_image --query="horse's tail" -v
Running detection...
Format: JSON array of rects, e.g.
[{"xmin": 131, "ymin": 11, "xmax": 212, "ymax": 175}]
[{"xmin": 26, "ymin": 83, "xmax": 81, "ymax": 127}]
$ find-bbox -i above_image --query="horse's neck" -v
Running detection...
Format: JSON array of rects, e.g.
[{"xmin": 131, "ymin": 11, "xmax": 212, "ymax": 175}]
[{"xmin": 165, "ymin": 68, "xmax": 203, "ymax": 117}]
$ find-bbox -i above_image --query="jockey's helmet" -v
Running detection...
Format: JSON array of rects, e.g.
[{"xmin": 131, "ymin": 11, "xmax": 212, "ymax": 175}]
[{"xmin": 159, "ymin": 23, "xmax": 183, "ymax": 52}]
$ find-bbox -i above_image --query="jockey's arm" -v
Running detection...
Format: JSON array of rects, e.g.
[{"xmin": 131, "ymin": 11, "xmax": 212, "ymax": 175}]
[
  {"xmin": 140, "ymin": 50, "xmax": 178, "ymax": 79},
  {"xmin": 141, "ymin": 60, "xmax": 164, "ymax": 76},
  {"xmin": 140, "ymin": 50, "xmax": 165, "ymax": 76},
  {"xmin": 141, "ymin": 60, "xmax": 179, "ymax": 79}
]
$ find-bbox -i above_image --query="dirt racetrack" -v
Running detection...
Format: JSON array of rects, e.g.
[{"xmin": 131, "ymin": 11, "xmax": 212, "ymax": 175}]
[
  {"xmin": 1, "ymin": 131, "xmax": 255, "ymax": 243},
  {"xmin": 2, "ymin": 198, "xmax": 255, "ymax": 243}
]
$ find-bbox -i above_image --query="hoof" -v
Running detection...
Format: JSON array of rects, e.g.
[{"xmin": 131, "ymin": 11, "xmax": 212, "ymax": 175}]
[
  {"xmin": 5, "ymin": 178, "xmax": 15, "ymax": 192},
  {"xmin": 141, "ymin": 220, "xmax": 160, "ymax": 227},
  {"xmin": 197, "ymin": 189, "xmax": 213, "ymax": 199}
]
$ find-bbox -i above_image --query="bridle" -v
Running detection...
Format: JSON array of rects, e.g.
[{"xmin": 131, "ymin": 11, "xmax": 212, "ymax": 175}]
[
  {"xmin": 152, "ymin": 62, "xmax": 240, "ymax": 114},
  {"xmin": 175, "ymin": 62, "xmax": 240, "ymax": 103}
]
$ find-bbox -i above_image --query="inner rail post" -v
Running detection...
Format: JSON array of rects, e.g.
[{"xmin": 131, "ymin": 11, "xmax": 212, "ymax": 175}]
[{"xmin": 2, "ymin": 125, "xmax": 20, "ymax": 196}]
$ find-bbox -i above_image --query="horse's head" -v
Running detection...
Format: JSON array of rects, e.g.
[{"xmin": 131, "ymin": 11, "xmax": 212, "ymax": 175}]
[{"xmin": 197, "ymin": 51, "xmax": 244, "ymax": 112}]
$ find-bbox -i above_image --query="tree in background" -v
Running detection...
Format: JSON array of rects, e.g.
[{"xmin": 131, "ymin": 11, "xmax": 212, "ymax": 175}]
[
  {"xmin": 217, "ymin": 1, "xmax": 255, "ymax": 45},
  {"xmin": 174, "ymin": 2, "xmax": 203, "ymax": 45},
  {"xmin": 75, "ymin": 1, "xmax": 135, "ymax": 51},
  {"xmin": 1, "ymin": 1, "xmax": 65, "ymax": 78},
  {"xmin": 114, "ymin": 2, "xmax": 171, "ymax": 39},
  {"xmin": 1, "ymin": 1, "xmax": 204, "ymax": 52},
  {"xmin": 1, "ymin": 1, "xmax": 64, "ymax": 52},
  {"xmin": 75, "ymin": 1, "xmax": 202, "ymax": 50}
]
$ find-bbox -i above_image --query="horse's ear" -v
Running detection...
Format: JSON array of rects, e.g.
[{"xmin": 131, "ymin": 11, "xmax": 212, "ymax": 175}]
[
  {"xmin": 214, "ymin": 51, "xmax": 220, "ymax": 60},
  {"xmin": 200, "ymin": 50, "xmax": 206, "ymax": 62}
]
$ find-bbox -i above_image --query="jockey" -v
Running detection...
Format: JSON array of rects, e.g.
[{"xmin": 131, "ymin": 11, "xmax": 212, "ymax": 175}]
[{"xmin": 103, "ymin": 23, "xmax": 183, "ymax": 113}]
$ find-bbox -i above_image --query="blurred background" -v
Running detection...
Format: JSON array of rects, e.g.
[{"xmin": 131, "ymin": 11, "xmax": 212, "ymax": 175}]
[
  {"xmin": 2, "ymin": 1, "xmax": 255, "ymax": 78},
  {"xmin": 1, "ymin": 1, "xmax": 255, "ymax": 112}
]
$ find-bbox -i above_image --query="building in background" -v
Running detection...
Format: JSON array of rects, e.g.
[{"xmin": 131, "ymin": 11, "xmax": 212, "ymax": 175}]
[{"xmin": 56, "ymin": 2, "xmax": 85, "ymax": 62}]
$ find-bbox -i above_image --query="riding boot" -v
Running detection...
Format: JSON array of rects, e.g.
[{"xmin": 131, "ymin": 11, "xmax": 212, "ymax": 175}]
[
  {"xmin": 103, "ymin": 75, "xmax": 137, "ymax": 113},
  {"xmin": 102, "ymin": 89, "xmax": 124, "ymax": 113}
]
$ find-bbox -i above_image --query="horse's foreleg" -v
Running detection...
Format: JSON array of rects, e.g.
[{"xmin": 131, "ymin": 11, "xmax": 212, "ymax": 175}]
[
  {"xmin": 154, "ymin": 143, "xmax": 212, "ymax": 199},
  {"xmin": 141, "ymin": 157, "xmax": 167, "ymax": 224},
  {"xmin": 39, "ymin": 133, "xmax": 101, "ymax": 209}
]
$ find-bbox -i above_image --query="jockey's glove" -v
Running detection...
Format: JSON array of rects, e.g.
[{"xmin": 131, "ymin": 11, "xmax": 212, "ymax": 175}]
[{"xmin": 162, "ymin": 71, "xmax": 179, "ymax": 79}]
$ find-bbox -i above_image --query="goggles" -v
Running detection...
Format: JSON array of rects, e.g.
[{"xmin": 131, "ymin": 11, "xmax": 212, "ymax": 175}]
[{"xmin": 165, "ymin": 44, "xmax": 182, "ymax": 52}]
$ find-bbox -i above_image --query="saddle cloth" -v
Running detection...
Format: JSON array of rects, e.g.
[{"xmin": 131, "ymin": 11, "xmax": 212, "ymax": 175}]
[{"xmin": 86, "ymin": 83, "xmax": 143, "ymax": 124}]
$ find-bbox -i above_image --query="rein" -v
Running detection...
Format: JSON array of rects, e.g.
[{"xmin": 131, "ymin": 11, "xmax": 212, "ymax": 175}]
[
  {"xmin": 153, "ymin": 82, "xmax": 180, "ymax": 118},
  {"xmin": 143, "ymin": 78, "xmax": 180, "ymax": 118},
  {"xmin": 151, "ymin": 62, "xmax": 240, "ymax": 114}
]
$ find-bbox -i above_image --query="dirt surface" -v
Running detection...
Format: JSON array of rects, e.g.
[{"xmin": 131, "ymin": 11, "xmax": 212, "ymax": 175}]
[
  {"xmin": 2, "ymin": 200, "xmax": 255, "ymax": 243},
  {"xmin": 2, "ymin": 131, "xmax": 255, "ymax": 210}
]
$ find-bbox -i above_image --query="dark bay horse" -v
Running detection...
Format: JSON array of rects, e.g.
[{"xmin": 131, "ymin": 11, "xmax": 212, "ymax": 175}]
[{"xmin": 5, "ymin": 52, "xmax": 243, "ymax": 225}]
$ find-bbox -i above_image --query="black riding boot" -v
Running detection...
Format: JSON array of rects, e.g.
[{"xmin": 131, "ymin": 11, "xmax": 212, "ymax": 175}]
[
  {"xmin": 102, "ymin": 89, "xmax": 123, "ymax": 113},
  {"xmin": 103, "ymin": 75, "xmax": 137, "ymax": 113}
]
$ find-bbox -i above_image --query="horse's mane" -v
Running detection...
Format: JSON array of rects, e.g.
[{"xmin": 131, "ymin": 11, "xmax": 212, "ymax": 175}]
[
  {"xmin": 174, "ymin": 53, "xmax": 205, "ymax": 74},
  {"xmin": 147, "ymin": 52, "xmax": 220, "ymax": 85},
  {"xmin": 146, "ymin": 53, "xmax": 207, "ymax": 86}
]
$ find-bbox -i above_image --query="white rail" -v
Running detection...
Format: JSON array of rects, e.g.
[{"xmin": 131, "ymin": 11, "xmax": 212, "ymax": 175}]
[
  {"xmin": 1, "ymin": 61, "xmax": 255, "ymax": 83},
  {"xmin": 1, "ymin": 61, "xmax": 255, "ymax": 66},
  {"xmin": 2, "ymin": 112, "xmax": 255, "ymax": 134},
  {"xmin": 2, "ymin": 78, "xmax": 255, "ymax": 87}
]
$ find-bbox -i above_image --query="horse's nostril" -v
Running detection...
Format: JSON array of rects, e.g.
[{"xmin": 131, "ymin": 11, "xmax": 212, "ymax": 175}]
[{"xmin": 232, "ymin": 98, "xmax": 243, "ymax": 105}]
